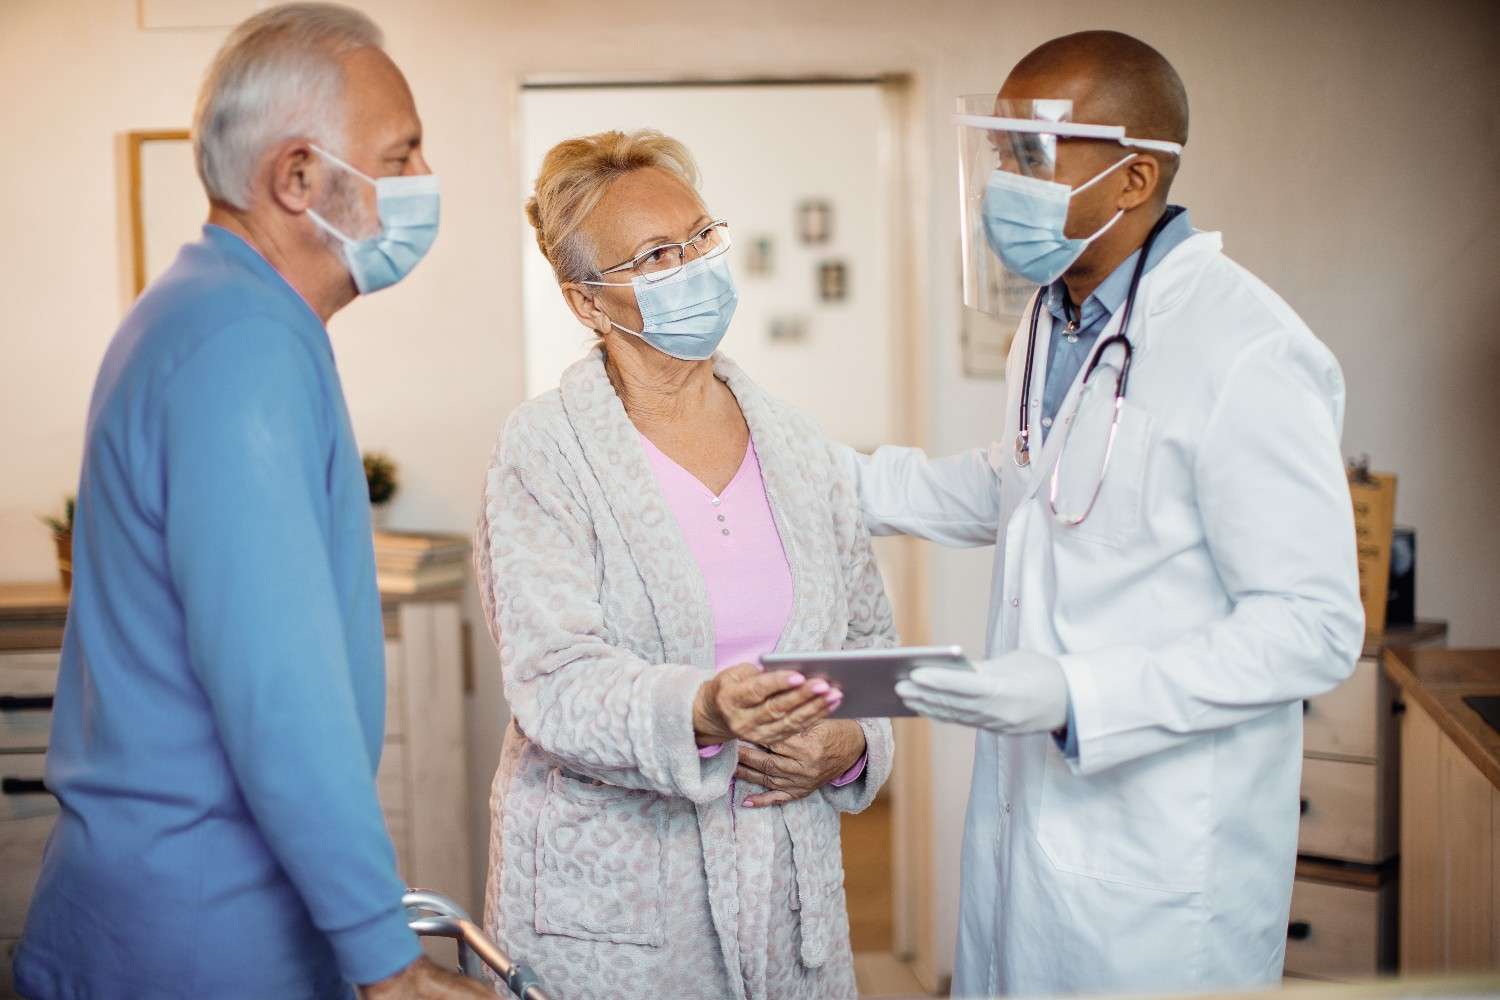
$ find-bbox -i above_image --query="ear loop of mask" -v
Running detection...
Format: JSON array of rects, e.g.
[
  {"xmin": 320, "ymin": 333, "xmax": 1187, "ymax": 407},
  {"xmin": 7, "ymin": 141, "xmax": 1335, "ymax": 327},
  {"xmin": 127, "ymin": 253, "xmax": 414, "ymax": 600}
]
[
  {"xmin": 305, "ymin": 144, "xmax": 375, "ymax": 244},
  {"xmin": 1070, "ymin": 152, "xmax": 1140, "ymax": 246}
]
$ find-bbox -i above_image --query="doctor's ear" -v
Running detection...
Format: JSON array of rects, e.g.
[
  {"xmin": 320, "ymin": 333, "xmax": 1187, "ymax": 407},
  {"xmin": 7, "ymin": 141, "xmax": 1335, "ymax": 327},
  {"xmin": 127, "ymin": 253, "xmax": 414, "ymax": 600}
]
[
  {"xmin": 561, "ymin": 283, "xmax": 611, "ymax": 336},
  {"xmin": 1117, "ymin": 155, "xmax": 1161, "ymax": 211}
]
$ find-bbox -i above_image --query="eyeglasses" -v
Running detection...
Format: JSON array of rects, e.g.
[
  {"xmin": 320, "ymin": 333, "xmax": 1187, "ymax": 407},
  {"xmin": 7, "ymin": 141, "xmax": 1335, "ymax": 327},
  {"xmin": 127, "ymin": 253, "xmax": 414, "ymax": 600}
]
[{"xmin": 595, "ymin": 220, "xmax": 730, "ymax": 283}]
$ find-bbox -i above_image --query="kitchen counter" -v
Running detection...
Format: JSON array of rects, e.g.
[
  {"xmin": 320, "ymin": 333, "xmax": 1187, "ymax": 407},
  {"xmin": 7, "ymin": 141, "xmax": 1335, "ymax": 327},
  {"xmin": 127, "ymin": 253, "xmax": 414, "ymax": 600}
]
[{"xmin": 1383, "ymin": 646, "xmax": 1500, "ymax": 790}]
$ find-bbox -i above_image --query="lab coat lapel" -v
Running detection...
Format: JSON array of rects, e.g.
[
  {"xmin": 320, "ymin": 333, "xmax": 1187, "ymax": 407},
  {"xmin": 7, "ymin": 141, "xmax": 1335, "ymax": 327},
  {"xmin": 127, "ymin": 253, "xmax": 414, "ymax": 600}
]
[{"xmin": 1022, "ymin": 306, "xmax": 1129, "ymax": 505}]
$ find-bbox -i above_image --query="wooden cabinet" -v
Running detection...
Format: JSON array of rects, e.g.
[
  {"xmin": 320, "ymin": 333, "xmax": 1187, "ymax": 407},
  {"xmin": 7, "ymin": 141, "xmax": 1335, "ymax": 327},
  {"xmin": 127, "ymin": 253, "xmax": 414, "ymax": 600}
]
[
  {"xmin": 0, "ymin": 576, "xmax": 473, "ymax": 996},
  {"xmin": 376, "ymin": 593, "xmax": 473, "ymax": 917},
  {"xmin": 1286, "ymin": 861, "xmax": 1395, "ymax": 981},
  {"xmin": 1396, "ymin": 683, "xmax": 1500, "ymax": 974},
  {"xmin": 1286, "ymin": 622, "xmax": 1447, "ymax": 981}
]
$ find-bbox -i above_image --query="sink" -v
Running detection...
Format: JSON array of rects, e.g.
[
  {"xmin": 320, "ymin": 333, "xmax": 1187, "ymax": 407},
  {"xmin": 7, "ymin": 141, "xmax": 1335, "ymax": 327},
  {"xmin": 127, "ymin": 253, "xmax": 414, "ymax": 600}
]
[{"xmin": 1463, "ymin": 695, "xmax": 1500, "ymax": 735}]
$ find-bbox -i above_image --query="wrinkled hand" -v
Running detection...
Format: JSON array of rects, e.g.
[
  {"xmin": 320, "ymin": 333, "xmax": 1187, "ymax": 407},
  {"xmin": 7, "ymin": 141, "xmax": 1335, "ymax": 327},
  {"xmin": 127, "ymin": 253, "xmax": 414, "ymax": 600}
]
[
  {"xmin": 895, "ymin": 649, "xmax": 1068, "ymax": 734},
  {"xmin": 735, "ymin": 720, "xmax": 867, "ymax": 808},
  {"xmin": 694, "ymin": 664, "xmax": 841, "ymax": 746},
  {"xmin": 359, "ymin": 956, "xmax": 493, "ymax": 999}
]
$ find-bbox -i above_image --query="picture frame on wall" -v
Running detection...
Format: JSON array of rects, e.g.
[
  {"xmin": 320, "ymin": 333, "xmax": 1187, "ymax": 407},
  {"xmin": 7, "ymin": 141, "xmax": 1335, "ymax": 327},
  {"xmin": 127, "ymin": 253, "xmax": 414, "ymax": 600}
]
[
  {"xmin": 817, "ymin": 260, "xmax": 848, "ymax": 303},
  {"xmin": 124, "ymin": 129, "xmax": 198, "ymax": 298},
  {"xmin": 797, "ymin": 198, "xmax": 833, "ymax": 244},
  {"xmin": 747, "ymin": 235, "xmax": 775, "ymax": 276}
]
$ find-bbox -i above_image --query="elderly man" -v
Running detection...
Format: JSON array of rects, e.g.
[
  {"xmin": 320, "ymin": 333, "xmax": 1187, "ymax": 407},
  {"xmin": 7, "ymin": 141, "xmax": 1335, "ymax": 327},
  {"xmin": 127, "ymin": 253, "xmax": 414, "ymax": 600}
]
[
  {"xmin": 847, "ymin": 31, "xmax": 1363, "ymax": 996},
  {"xmin": 14, "ymin": 5, "xmax": 485, "ymax": 998}
]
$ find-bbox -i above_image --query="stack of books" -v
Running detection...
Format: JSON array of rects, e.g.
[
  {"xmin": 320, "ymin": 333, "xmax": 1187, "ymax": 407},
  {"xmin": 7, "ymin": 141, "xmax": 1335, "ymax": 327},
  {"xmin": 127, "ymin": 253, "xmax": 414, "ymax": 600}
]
[{"xmin": 373, "ymin": 531, "xmax": 471, "ymax": 595}]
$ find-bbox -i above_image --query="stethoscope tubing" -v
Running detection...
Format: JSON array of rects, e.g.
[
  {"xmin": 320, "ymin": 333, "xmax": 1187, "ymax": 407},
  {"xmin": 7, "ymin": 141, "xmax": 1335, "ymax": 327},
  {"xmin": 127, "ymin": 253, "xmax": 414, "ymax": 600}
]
[{"xmin": 1011, "ymin": 208, "xmax": 1175, "ymax": 470}]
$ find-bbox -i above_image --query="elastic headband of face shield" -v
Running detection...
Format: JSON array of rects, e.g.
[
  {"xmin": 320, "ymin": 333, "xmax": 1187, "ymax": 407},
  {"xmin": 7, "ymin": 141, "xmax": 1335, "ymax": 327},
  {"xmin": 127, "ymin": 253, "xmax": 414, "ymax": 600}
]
[
  {"xmin": 951, "ymin": 113, "xmax": 1184, "ymax": 157},
  {"xmin": 954, "ymin": 96, "xmax": 1184, "ymax": 317}
]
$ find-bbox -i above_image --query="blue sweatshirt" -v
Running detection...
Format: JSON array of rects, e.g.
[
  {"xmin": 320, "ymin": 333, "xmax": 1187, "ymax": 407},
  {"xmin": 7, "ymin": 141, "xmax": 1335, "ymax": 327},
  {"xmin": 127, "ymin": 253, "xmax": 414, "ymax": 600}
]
[{"xmin": 14, "ymin": 225, "xmax": 420, "ymax": 999}]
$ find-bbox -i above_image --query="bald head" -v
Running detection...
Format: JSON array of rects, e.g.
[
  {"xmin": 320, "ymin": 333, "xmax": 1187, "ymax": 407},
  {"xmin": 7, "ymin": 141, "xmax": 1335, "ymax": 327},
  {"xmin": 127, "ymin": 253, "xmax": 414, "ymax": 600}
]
[{"xmin": 1002, "ymin": 30, "xmax": 1188, "ymax": 199}]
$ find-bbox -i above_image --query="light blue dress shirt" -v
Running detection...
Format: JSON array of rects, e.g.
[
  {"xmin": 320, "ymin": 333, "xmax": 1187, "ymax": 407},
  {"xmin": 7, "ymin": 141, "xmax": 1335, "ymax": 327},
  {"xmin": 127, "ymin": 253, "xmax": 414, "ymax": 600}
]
[
  {"xmin": 1045, "ymin": 206, "xmax": 1194, "ymax": 757},
  {"xmin": 1040, "ymin": 205, "xmax": 1193, "ymax": 435},
  {"xmin": 14, "ymin": 226, "xmax": 420, "ymax": 999}
]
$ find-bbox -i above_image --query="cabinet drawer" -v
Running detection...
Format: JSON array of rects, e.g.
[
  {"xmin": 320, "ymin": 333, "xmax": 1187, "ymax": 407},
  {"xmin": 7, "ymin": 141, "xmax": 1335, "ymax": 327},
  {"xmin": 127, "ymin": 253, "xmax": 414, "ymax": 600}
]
[
  {"xmin": 0, "ymin": 754, "xmax": 57, "ymax": 937},
  {"xmin": 1304, "ymin": 657, "xmax": 1380, "ymax": 761},
  {"xmin": 0, "ymin": 652, "xmax": 60, "ymax": 755},
  {"xmin": 1299, "ymin": 757, "xmax": 1394, "ymax": 864},
  {"xmin": 1284, "ymin": 877, "xmax": 1394, "ymax": 980}
]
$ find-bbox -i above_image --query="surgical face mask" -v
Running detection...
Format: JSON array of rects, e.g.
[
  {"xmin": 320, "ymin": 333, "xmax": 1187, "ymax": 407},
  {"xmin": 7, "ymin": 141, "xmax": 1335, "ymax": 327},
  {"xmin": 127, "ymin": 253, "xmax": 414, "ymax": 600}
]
[
  {"xmin": 581, "ymin": 247, "xmax": 739, "ymax": 361},
  {"xmin": 306, "ymin": 145, "xmax": 440, "ymax": 295},
  {"xmin": 982, "ymin": 154, "xmax": 1135, "ymax": 285}
]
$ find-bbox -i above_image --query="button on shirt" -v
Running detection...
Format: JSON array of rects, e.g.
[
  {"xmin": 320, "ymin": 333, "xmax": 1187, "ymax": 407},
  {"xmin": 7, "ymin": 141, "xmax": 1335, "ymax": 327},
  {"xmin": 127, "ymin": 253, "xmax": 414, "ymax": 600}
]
[{"xmin": 1040, "ymin": 205, "xmax": 1194, "ymax": 439}]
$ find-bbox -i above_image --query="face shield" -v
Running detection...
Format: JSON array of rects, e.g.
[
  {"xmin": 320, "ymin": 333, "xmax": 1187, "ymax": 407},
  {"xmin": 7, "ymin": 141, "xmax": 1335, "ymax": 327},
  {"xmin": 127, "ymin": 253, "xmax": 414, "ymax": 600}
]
[{"xmin": 955, "ymin": 94, "xmax": 1183, "ymax": 316}]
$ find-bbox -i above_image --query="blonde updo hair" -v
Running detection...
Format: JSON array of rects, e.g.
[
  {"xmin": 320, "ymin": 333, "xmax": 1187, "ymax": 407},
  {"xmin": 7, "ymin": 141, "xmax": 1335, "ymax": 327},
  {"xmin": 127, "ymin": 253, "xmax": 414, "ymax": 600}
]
[{"xmin": 525, "ymin": 129, "xmax": 701, "ymax": 284}]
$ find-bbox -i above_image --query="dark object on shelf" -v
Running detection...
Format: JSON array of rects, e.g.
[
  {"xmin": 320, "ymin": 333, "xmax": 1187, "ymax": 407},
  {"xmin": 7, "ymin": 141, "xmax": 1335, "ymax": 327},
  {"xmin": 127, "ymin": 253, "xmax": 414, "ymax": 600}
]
[
  {"xmin": 1385, "ymin": 525, "xmax": 1415, "ymax": 628},
  {"xmin": 1463, "ymin": 695, "xmax": 1500, "ymax": 737}
]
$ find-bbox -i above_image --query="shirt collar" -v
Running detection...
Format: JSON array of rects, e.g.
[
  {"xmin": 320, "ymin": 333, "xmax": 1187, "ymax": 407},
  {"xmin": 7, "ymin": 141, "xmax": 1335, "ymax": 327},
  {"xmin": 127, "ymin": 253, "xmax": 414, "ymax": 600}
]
[{"xmin": 1046, "ymin": 205, "xmax": 1193, "ymax": 325}]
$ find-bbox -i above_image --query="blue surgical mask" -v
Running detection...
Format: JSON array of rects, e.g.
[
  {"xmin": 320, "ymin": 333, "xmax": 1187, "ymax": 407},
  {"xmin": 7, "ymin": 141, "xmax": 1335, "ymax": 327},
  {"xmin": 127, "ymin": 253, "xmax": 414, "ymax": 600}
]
[
  {"xmin": 307, "ymin": 145, "xmax": 440, "ymax": 294},
  {"xmin": 582, "ymin": 246, "xmax": 740, "ymax": 361},
  {"xmin": 982, "ymin": 155, "xmax": 1134, "ymax": 285}
]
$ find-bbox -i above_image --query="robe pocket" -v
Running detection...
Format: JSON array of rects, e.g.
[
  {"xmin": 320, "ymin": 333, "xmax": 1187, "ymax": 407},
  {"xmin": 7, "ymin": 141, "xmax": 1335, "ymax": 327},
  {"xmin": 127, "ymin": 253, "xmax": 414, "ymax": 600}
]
[
  {"xmin": 1036, "ymin": 737, "xmax": 1209, "ymax": 894},
  {"xmin": 1049, "ymin": 398, "xmax": 1152, "ymax": 549},
  {"xmin": 533, "ymin": 767, "xmax": 667, "ymax": 946}
]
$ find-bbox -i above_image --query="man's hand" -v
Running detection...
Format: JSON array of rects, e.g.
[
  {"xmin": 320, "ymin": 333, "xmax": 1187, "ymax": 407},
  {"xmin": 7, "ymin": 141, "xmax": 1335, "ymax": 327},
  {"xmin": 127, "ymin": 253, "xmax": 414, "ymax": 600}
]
[
  {"xmin": 895, "ymin": 649, "xmax": 1068, "ymax": 734},
  {"xmin": 735, "ymin": 719, "xmax": 867, "ymax": 808},
  {"xmin": 359, "ymin": 956, "xmax": 493, "ymax": 999},
  {"xmin": 694, "ymin": 664, "xmax": 841, "ymax": 746}
]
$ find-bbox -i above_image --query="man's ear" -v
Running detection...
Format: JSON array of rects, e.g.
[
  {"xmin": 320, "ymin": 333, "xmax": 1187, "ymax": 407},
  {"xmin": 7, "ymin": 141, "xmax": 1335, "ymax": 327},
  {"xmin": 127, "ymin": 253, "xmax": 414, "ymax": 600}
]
[
  {"xmin": 1118, "ymin": 154, "xmax": 1160, "ymax": 211},
  {"xmin": 561, "ymin": 283, "xmax": 610, "ymax": 336},
  {"xmin": 267, "ymin": 140, "xmax": 318, "ymax": 214}
]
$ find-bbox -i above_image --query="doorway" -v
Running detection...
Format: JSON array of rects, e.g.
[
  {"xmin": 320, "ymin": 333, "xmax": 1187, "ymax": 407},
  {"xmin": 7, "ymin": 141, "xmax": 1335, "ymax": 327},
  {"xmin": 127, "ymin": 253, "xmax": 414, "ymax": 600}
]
[{"xmin": 517, "ymin": 77, "xmax": 930, "ymax": 994}]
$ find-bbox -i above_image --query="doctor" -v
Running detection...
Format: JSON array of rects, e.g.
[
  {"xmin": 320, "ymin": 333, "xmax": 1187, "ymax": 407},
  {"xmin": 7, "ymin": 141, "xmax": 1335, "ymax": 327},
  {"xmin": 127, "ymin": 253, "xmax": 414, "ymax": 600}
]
[{"xmin": 845, "ymin": 30, "xmax": 1364, "ymax": 996}]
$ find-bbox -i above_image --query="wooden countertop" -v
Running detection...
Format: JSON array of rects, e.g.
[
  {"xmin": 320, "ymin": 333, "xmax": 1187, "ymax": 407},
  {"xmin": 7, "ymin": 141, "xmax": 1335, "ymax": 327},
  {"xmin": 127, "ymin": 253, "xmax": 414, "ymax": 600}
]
[{"xmin": 1384, "ymin": 646, "xmax": 1500, "ymax": 790}]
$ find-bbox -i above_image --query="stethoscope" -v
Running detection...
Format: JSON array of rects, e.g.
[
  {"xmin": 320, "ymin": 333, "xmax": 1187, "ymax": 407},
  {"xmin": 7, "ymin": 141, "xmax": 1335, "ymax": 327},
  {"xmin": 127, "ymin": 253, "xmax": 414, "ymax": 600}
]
[{"xmin": 1012, "ymin": 210, "xmax": 1173, "ymax": 524}]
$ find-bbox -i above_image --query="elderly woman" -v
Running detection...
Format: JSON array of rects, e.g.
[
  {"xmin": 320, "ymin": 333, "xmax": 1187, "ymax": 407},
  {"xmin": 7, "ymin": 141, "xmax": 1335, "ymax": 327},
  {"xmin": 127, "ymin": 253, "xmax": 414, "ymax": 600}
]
[{"xmin": 475, "ymin": 128, "xmax": 897, "ymax": 1000}]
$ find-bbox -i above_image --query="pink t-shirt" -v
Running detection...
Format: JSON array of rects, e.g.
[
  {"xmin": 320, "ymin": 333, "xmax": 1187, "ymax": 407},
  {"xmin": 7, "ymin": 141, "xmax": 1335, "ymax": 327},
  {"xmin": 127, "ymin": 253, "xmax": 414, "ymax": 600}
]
[
  {"xmin": 640, "ymin": 433, "xmax": 794, "ymax": 669},
  {"xmin": 640, "ymin": 432, "xmax": 865, "ymax": 787}
]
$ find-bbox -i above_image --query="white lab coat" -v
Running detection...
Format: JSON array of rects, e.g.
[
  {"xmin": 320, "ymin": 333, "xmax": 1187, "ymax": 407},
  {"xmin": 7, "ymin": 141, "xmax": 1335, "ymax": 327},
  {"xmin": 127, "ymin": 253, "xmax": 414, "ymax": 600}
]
[{"xmin": 847, "ymin": 231, "xmax": 1364, "ymax": 997}]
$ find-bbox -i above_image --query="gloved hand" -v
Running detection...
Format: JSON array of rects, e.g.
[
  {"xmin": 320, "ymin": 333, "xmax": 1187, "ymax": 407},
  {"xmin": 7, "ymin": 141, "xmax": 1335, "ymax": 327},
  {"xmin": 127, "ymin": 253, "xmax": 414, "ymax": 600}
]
[{"xmin": 895, "ymin": 649, "xmax": 1069, "ymax": 734}]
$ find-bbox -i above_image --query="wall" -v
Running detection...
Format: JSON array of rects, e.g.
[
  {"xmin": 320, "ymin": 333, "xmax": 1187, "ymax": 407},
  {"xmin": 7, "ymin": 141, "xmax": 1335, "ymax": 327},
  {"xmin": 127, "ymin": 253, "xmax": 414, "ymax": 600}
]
[{"xmin": 2, "ymin": 0, "xmax": 1497, "ymax": 979}]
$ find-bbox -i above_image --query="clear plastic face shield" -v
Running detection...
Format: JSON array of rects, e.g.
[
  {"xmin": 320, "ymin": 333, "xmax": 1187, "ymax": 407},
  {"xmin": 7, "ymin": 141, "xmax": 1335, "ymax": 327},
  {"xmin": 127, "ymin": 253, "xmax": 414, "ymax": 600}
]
[{"xmin": 955, "ymin": 95, "xmax": 1182, "ymax": 316}]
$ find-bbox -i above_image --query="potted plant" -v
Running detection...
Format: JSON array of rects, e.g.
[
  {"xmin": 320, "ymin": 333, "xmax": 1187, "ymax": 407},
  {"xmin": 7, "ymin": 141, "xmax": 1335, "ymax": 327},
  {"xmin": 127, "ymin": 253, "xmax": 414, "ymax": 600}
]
[
  {"xmin": 363, "ymin": 452, "xmax": 398, "ymax": 531},
  {"xmin": 40, "ymin": 496, "xmax": 75, "ymax": 594}
]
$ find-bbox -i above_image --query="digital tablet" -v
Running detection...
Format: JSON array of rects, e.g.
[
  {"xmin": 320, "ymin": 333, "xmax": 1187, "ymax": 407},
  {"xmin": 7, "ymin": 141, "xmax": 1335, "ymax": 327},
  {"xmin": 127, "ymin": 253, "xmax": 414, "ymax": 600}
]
[{"xmin": 759, "ymin": 646, "xmax": 972, "ymax": 719}]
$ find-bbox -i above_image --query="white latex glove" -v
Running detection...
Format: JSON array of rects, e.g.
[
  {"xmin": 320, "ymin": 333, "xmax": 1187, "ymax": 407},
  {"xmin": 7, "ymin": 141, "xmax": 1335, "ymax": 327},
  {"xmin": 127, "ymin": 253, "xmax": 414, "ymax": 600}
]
[{"xmin": 895, "ymin": 649, "xmax": 1069, "ymax": 734}]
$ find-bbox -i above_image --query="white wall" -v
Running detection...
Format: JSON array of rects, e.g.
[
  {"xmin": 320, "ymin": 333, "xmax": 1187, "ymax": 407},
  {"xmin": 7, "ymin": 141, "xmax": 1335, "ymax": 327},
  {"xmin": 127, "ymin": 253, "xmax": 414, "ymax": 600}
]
[{"xmin": 3, "ymin": 0, "xmax": 1497, "ymax": 977}]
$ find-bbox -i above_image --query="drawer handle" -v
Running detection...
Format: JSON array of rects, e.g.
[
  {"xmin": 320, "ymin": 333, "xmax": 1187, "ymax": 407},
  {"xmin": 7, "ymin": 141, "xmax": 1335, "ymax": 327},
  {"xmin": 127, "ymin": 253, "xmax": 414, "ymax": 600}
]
[
  {"xmin": 1391, "ymin": 699, "xmax": 1406, "ymax": 716},
  {"xmin": 1300, "ymin": 797, "xmax": 1309, "ymax": 816},
  {"xmin": 0, "ymin": 694, "xmax": 54, "ymax": 711},
  {"xmin": 1288, "ymin": 921, "xmax": 1311, "ymax": 941},
  {"xmin": 2, "ymin": 776, "xmax": 50, "ymax": 796},
  {"xmin": 1302, "ymin": 700, "xmax": 1310, "ymax": 715}
]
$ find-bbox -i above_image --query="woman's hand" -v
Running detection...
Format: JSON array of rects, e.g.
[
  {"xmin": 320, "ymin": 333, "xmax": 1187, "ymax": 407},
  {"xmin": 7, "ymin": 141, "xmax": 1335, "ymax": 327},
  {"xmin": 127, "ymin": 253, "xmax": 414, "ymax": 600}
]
[
  {"xmin": 734, "ymin": 720, "xmax": 867, "ymax": 808},
  {"xmin": 694, "ymin": 664, "xmax": 841, "ymax": 746}
]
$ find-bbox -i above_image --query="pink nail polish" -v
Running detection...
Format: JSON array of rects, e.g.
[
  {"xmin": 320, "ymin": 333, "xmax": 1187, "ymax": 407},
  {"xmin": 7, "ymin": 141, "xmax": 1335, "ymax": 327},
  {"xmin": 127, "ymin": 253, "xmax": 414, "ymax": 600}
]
[
  {"xmin": 826, "ymin": 692, "xmax": 843, "ymax": 705},
  {"xmin": 742, "ymin": 798, "xmax": 756, "ymax": 808},
  {"xmin": 809, "ymin": 680, "xmax": 830, "ymax": 694},
  {"xmin": 787, "ymin": 673, "xmax": 806, "ymax": 686}
]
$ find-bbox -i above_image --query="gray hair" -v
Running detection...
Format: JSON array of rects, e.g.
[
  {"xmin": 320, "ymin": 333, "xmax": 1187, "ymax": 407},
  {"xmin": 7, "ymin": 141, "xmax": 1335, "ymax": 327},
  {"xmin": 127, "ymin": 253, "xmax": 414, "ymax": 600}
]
[{"xmin": 192, "ymin": 3, "xmax": 384, "ymax": 209}]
